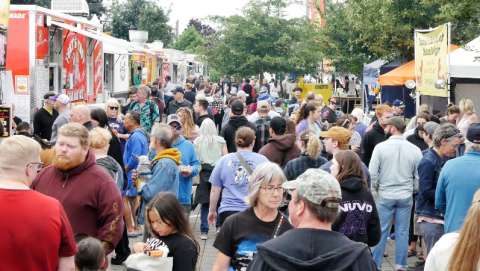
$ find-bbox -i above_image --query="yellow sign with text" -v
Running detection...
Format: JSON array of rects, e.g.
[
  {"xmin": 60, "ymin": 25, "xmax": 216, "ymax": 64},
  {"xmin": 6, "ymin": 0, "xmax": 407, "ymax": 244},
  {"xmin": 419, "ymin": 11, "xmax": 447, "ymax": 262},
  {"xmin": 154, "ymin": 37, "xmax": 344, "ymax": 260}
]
[
  {"xmin": 414, "ymin": 24, "xmax": 449, "ymax": 97},
  {"xmin": 296, "ymin": 81, "xmax": 333, "ymax": 102}
]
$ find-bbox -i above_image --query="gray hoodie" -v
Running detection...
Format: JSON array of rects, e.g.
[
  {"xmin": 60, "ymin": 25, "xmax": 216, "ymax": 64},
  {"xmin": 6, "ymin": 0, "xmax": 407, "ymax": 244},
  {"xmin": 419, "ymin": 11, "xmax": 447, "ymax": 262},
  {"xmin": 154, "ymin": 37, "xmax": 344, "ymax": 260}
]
[{"xmin": 96, "ymin": 155, "xmax": 125, "ymax": 192}]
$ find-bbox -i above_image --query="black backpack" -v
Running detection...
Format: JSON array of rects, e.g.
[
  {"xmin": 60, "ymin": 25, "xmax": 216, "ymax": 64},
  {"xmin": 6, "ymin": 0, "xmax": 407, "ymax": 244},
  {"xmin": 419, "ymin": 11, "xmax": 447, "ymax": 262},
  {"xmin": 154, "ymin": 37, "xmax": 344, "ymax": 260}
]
[{"xmin": 254, "ymin": 116, "xmax": 271, "ymax": 149}]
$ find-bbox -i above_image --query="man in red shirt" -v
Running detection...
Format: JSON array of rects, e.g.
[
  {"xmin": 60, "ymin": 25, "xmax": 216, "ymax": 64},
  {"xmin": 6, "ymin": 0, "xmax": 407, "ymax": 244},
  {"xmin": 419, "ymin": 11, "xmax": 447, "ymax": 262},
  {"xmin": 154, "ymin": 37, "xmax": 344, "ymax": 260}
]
[
  {"xmin": 33, "ymin": 123, "xmax": 124, "ymax": 256},
  {"xmin": 0, "ymin": 135, "xmax": 77, "ymax": 270}
]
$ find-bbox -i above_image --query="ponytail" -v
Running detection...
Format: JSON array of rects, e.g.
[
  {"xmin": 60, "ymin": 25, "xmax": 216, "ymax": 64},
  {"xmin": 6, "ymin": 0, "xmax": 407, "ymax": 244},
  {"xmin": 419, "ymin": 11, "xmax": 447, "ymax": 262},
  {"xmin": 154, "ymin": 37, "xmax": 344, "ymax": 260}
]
[{"xmin": 301, "ymin": 132, "xmax": 321, "ymax": 159}]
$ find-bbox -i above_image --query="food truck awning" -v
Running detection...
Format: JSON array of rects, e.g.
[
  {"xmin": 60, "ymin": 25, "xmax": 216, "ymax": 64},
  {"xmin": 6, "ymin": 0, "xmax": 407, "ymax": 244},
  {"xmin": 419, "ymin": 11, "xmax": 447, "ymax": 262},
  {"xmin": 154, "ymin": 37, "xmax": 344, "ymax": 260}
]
[{"xmin": 50, "ymin": 20, "xmax": 130, "ymax": 54}]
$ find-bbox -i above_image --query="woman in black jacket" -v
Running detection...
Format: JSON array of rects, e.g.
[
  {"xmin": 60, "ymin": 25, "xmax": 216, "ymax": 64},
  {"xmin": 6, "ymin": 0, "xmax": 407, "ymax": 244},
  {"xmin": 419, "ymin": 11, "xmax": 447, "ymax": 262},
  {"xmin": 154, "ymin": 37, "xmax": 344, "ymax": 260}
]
[{"xmin": 330, "ymin": 150, "xmax": 381, "ymax": 247}]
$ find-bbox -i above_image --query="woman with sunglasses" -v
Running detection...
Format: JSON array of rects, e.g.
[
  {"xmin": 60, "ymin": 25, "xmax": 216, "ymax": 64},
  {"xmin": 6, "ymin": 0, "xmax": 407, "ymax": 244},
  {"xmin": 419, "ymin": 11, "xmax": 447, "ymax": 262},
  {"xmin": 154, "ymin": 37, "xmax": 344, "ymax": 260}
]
[
  {"xmin": 212, "ymin": 162, "xmax": 292, "ymax": 271},
  {"xmin": 105, "ymin": 98, "xmax": 129, "ymax": 143}
]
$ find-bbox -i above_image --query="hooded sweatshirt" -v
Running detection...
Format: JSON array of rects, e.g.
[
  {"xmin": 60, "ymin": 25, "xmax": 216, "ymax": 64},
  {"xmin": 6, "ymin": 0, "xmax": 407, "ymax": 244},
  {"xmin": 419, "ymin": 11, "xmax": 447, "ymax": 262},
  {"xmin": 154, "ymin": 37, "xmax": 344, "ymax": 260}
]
[
  {"xmin": 361, "ymin": 121, "xmax": 386, "ymax": 166},
  {"xmin": 32, "ymin": 151, "xmax": 124, "ymax": 254},
  {"xmin": 221, "ymin": 115, "xmax": 257, "ymax": 153},
  {"xmin": 172, "ymin": 136, "xmax": 200, "ymax": 205},
  {"xmin": 138, "ymin": 148, "xmax": 181, "ymax": 224},
  {"xmin": 259, "ymin": 134, "xmax": 301, "ymax": 167},
  {"xmin": 248, "ymin": 228, "xmax": 377, "ymax": 271},
  {"xmin": 96, "ymin": 155, "xmax": 125, "ymax": 192},
  {"xmin": 332, "ymin": 176, "xmax": 381, "ymax": 247}
]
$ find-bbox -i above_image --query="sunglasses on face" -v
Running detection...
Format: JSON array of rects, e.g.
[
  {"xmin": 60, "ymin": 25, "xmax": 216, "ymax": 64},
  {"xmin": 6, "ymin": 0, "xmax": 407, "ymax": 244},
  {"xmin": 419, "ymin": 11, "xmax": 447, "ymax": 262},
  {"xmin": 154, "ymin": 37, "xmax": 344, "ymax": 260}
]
[
  {"xmin": 169, "ymin": 124, "xmax": 182, "ymax": 131},
  {"xmin": 108, "ymin": 106, "xmax": 119, "ymax": 110}
]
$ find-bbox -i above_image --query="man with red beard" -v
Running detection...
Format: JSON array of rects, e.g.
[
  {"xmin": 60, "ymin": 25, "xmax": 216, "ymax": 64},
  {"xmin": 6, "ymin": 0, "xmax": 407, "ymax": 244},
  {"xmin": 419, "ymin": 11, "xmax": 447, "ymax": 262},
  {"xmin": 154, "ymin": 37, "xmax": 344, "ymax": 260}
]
[{"xmin": 32, "ymin": 123, "xmax": 124, "ymax": 259}]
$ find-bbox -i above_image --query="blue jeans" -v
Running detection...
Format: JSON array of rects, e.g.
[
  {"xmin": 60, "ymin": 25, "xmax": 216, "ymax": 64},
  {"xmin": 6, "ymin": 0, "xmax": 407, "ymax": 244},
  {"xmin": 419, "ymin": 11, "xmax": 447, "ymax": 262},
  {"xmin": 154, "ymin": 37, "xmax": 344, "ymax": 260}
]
[
  {"xmin": 373, "ymin": 196, "xmax": 413, "ymax": 270},
  {"xmin": 200, "ymin": 203, "xmax": 209, "ymax": 234}
]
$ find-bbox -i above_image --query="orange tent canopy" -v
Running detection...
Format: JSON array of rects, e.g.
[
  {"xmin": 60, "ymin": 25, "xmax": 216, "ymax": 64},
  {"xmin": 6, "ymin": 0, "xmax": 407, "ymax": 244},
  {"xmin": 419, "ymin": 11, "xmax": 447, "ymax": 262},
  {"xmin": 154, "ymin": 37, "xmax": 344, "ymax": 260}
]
[{"xmin": 378, "ymin": 45, "xmax": 459, "ymax": 86}]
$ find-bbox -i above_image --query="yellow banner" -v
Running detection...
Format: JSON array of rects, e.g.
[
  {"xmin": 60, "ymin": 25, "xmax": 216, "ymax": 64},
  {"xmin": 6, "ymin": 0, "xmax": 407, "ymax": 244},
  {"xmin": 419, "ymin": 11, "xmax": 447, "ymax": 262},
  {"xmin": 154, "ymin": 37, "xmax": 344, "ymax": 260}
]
[
  {"xmin": 414, "ymin": 24, "xmax": 449, "ymax": 97},
  {"xmin": 297, "ymin": 80, "xmax": 333, "ymax": 102},
  {"xmin": 0, "ymin": 0, "xmax": 9, "ymax": 29}
]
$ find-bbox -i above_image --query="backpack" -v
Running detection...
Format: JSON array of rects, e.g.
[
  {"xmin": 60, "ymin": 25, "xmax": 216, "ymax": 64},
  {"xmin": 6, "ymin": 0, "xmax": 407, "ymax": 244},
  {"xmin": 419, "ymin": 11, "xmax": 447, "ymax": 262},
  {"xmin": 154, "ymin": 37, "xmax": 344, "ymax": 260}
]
[{"xmin": 254, "ymin": 116, "xmax": 271, "ymax": 149}]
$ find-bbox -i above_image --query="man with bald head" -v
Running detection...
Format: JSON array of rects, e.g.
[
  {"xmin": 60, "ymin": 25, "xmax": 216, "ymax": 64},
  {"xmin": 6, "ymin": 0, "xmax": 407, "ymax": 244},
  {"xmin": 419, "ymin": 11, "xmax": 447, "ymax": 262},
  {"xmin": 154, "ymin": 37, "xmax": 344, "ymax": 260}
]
[
  {"xmin": 0, "ymin": 135, "xmax": 77, "ymax": 270},
  {"xmin": 70, "ymin": 105, "xmax": 93, "ymax": 130}
]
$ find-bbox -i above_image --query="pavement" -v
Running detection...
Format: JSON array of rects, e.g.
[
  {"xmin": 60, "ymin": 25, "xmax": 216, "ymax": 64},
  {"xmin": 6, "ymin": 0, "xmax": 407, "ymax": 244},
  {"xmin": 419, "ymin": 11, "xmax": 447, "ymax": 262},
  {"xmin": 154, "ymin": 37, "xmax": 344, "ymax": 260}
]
[{"xmin": 112, "ymin": 206, "xmax": 423, "ymax": 271}]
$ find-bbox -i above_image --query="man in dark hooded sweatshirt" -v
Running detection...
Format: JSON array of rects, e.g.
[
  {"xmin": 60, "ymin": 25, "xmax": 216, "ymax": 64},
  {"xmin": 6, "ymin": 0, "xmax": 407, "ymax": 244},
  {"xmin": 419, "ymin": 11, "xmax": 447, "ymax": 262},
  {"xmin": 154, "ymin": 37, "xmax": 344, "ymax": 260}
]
[
  {"xmin": 248, "ymin": 169, "xmax": 377, "ymax": 271},
  {"xmin": 259, "ymin": 117, "xmax": 300, "ymax": 167},
  {"xmin": 221, "ymin": 100, "xmax": 256, "ymax": 153}
]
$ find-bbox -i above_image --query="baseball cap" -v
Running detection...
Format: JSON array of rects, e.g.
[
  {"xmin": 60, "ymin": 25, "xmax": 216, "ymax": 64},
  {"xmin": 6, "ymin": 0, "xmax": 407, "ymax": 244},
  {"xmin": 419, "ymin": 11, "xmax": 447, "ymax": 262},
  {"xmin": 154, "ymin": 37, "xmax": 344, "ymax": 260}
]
[
  {"xmin": 173, "ymin": 86, "xmax": 184, "ymax": 94},
  {"xmin": 44, "ymin": 92, "xmax": 57, "ymax": 100},
  {"xmin": 320, "ymin": 127, "xmax": 352, "ymax": 147},
  {"xmin": 283, "ymin": 168, "xmax": 341, "ymax": 207},
  {"xmin": 166, "ymin": 114, "xmax": 182, "ymax": 126},
  {"xmin": 423, "ymin": 121, "xmax": 440, "ymax": 136},
  {"xmin": 231, "ymin": 100, "xmax": 244, "ymax": 115},
  {"xmin": 384, "ymin": 116, "xmax": 406, "ymax": 131},
  {"xmin": 467, "ymin": 123, "xmax": 480, "ymax": 144},
  {"xmin": 56, "ymin": 94, "xmax": 70, "ymax": 105},
  {"xmin": 270, "ymin": 117, "xmax": 286, "ymax": 135},
  {"xmin": 393, "ymin": 99, "xmax": 405, "ymax": 108}
]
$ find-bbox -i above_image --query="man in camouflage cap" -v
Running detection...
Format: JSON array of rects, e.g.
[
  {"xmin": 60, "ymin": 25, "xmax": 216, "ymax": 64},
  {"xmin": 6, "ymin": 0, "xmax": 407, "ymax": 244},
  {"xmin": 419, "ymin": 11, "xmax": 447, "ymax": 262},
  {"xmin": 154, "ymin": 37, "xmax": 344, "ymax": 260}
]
[{"xmin": 249, "ymin": 169, "xmax": 377, "ymax": 271}]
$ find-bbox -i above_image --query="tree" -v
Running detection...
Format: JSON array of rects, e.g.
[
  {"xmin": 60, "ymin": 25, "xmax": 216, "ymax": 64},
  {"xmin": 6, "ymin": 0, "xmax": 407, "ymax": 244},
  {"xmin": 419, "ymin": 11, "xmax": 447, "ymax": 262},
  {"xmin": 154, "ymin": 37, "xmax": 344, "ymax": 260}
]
[
  {"xmin": 204, "ymin": 0, "xmax": 323, "ymax": 80},
  {"xmin": 317, "ymin": 0, "xmax": 480, "ymax": 75},
  {"xmin": 108, "ymin": 0, "xmax": 173, "ymax": 45},
  {"xmin": 173, "ymin": 26, "xmax": 204, "ymax": 53},
  {"xmin": 187, "ymin": 19, "xmax": 215, "ymax": 37}
]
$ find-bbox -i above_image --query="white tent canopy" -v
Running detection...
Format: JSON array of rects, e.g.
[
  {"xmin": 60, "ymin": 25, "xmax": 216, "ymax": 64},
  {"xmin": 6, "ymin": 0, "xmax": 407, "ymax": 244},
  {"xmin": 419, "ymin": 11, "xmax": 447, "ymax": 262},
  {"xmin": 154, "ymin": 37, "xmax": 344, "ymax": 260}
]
[{"xmin": 450, "ymin": 36, "xmax": 480, "ymax": 79}]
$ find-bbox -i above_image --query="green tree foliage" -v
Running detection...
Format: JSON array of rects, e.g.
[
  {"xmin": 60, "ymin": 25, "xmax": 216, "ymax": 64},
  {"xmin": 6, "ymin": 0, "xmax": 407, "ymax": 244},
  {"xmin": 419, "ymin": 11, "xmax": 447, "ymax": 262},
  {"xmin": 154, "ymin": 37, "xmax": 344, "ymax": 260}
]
[
  {"xmin": 319, "ymin": 0, "xmax": 480, "ymax": 75},
  {"xmin": 173, "ymin": 26, "xmax": 205, "ymax": 54},
  {"xmin": 187, "ymin": 19, "xmax": 215, "ymax": 37},
  {"xmin": 109, "ymin": 0, "xmax": 173, "ymax": 45},
  {"xmin": 205, "ymin": 0, "xmax": 322, "ymax": 79}
]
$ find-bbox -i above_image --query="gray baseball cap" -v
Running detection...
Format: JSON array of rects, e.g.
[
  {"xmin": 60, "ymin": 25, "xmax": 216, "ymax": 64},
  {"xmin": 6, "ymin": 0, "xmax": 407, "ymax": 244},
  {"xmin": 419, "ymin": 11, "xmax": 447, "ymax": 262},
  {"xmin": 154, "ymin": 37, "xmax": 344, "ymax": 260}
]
[{"xmin": 283, "ymin": 168, "xmax": 342, "ymax": 207}]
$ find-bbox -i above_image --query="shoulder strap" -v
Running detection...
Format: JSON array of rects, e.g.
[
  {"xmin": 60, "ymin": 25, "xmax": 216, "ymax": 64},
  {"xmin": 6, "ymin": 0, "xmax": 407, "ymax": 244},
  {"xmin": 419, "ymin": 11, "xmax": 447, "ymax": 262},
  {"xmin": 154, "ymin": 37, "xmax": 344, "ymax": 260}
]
[{"xmin": 235, "ymin": 152, "xmax": 253, "ymax": 175}]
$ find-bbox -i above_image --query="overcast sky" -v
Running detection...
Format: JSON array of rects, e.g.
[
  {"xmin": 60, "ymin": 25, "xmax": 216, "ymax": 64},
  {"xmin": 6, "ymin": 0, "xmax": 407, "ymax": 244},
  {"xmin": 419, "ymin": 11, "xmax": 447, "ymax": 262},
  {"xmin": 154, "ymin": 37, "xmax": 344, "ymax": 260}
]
[
  {"xmin": 102, "ymin": 0, "xmax": 307, "ymax": 34},
  {"xmin": 161, "ymin": 0, "xmax": 307, "ymax": 33}
]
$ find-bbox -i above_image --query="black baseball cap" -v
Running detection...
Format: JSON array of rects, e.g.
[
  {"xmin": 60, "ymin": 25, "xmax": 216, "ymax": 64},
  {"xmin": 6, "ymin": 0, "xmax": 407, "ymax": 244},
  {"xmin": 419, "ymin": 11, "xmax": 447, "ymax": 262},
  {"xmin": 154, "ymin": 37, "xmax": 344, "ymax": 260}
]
[
  {"xmin": 43, "ymin": 92, "xmax": 56, "ymax": 100},
  {"xmin": 467, "ymin": 123, "xmax": 480, "ymax": 144},
  {"xmin": 231, "ymin": 100, "xmax": 244, "ymax": 115}
]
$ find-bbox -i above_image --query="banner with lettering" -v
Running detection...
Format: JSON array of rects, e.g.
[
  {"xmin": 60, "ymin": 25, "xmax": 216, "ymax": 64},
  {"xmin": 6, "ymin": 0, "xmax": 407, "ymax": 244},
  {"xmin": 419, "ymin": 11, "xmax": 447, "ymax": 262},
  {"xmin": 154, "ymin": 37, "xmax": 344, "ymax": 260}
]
[
  {"xmin": 414, "ymin": 24, "xmax": 449, "ymax": 97},
  {"xmin": 63, "ymin": 31, "xmax": 87, "ymax": 101}
]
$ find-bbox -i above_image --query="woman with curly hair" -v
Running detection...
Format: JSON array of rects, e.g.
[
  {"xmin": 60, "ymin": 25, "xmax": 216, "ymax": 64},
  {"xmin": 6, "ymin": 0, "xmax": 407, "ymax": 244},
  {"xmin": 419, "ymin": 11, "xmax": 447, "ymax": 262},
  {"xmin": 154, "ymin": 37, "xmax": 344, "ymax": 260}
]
[{"xmin": 176, "ymin": 107, "xmax": 199, "ymax": 142}]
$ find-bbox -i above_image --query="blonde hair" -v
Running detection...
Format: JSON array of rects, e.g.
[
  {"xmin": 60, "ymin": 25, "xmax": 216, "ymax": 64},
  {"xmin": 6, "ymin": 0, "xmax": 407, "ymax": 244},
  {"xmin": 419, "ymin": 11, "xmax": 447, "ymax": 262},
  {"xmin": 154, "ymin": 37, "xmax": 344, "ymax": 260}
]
[
  {"xmin": 58, "ymin": 123, "xmax": 90, "ymax": 148},
  {"xmin": 246, "ymin": 162, "xmax": 286, "ymax": 206},
  {"xmin": 0, "ymin": 135, "xmax": 41, "ymax": 172},
  {"xmin": 89, "ymin": 127, "xmax": 112, "ymax": 149},
  {"xmin": 106, "ymin": 98, "xmax": 120, "ymax": 108},
  {"xmin": 459, "ymin": 98, "xmax": 475, "ymax": 114},
  {"xmin": 300, "ymin": 131, "xmax": 321, "ymax": 159},
  {"xmin": 448, "ymin": 189, "xmax": 480, "ymax": 271},
  {"xmin": 176, "ymin": 107, "xmax": 196, "ymax": 139}
]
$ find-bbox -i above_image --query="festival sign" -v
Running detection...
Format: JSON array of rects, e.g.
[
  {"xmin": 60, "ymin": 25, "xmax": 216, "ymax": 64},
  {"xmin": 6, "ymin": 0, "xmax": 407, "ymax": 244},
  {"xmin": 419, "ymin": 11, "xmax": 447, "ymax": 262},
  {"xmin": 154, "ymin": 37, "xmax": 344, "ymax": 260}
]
[
  {"xmin": 63, "ymin": 31, "xmax": 87, "ymax": 101},
  {"xmin": 93, "ymin": 40, "xmax": 103, "ymax": 96},
  {"xmin": 414, "ymin": 24, "xmax": 449, "ymax": 97}
]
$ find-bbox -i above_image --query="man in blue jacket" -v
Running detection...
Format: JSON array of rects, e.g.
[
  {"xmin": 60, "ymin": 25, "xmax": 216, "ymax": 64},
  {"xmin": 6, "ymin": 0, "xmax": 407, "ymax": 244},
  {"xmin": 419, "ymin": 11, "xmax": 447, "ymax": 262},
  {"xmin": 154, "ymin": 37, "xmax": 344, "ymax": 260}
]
[
  {"xmin": 167, "ymin": 114, "xmax": 200, "ymax": 214},
  {"xmin": 123, "ymin": 112, "xmax": 149, "ymax": 235},
  {"xmin": 139, "ymin": 123, "xmax": 180, "ymax": 224},
  {"xmin": 436, "ymin": 123, "xmax": 480, "ymax": 233},
  {"xmin": 416, "ymin": 123, "xmax": 462, "ymax": 256}
]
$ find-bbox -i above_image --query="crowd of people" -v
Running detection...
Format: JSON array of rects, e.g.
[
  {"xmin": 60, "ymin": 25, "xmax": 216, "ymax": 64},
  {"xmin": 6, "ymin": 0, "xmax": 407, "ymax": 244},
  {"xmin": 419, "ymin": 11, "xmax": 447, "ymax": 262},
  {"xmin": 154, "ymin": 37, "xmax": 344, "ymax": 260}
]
[{"xmin": 2, "ymin": 74, "xmax": 480, "ymax": 271}]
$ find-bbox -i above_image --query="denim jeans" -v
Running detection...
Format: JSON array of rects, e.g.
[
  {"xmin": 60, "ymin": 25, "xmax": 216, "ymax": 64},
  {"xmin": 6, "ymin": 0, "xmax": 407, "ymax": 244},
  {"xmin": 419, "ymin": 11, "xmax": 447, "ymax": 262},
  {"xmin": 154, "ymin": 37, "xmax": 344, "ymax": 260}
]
[
  {"xmin": 417, "ymin": 221, "xmax": 444, "ymax": 255},
  {"xmin": 200, "ymin": 203, "xmax": 209, "ymax": 234},
  {"xmin": 373, "ymin": 196, "xmax": 413, "ymax": 270}
]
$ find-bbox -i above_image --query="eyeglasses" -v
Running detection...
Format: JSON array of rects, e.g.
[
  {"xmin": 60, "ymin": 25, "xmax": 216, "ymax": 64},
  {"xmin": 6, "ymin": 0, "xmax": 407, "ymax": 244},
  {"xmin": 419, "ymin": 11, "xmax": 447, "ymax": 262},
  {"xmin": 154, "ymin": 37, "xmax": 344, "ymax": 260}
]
[
  {"xmin": 109, "ymin": 106, "xmax": 119, "ymax": 110},
  {"xmin": 26, "ymin": 162, "xmax": 44, "ymax": 173},
  {"xmin": 260, "ymin": 186, "xmax": 284, "ymax": 194}
]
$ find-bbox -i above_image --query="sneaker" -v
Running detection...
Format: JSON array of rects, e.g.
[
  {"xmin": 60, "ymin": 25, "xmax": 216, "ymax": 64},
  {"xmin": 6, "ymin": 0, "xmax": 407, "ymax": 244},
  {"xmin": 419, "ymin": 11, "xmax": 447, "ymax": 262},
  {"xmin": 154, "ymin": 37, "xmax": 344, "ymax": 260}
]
[
  {"xmin": 127, "ymin": 230, "xmax": 142, "ymax": 237},
  {"xmin": 200, "ymin": 233, "xmax": 208, "ymax": 240}
]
